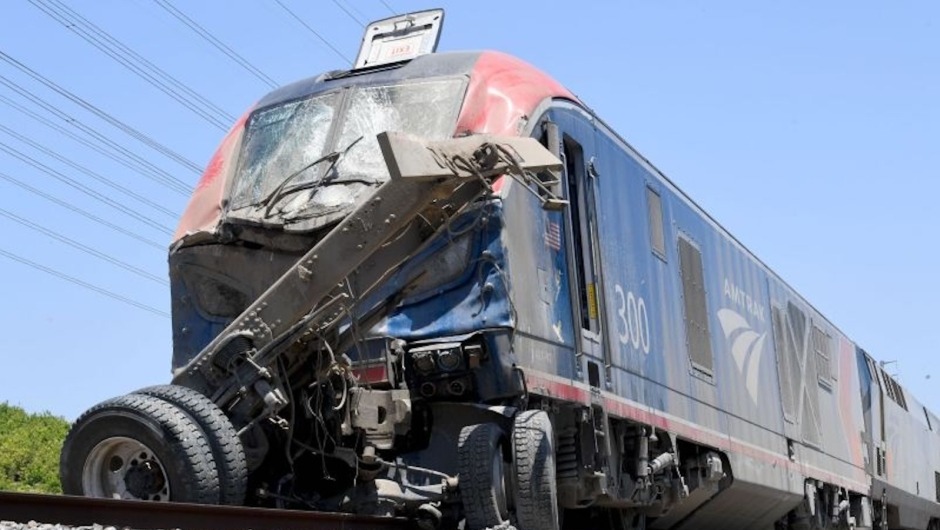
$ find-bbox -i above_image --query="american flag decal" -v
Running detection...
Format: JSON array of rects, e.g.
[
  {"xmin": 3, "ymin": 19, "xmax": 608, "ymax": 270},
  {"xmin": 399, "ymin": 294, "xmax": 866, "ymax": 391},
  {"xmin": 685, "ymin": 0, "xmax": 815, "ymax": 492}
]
[{"xmin": 544, "ymin": 220, "xmax": 562, "ymax": 250}]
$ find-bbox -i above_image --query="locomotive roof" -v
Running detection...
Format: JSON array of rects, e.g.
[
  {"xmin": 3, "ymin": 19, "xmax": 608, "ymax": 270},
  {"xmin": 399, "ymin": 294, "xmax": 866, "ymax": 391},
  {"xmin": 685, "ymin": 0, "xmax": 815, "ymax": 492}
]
[{"xmin": 254, "ymin": 51, "xmax": 485, "ymax": 110}]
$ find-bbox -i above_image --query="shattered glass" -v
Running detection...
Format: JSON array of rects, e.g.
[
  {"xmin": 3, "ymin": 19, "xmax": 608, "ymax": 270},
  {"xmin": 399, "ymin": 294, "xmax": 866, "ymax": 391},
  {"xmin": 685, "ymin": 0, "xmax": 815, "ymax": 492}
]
[
  {"xmin": 230, "ymin": 93, "xmax": 337, "ymax": 209},
  {"xmin": 228, "ymin": 78, "xmax": 466, "ymax": 226},
  {"xmin": 333, "ymin": 78, "xmax": 466, "ymax": 185}
]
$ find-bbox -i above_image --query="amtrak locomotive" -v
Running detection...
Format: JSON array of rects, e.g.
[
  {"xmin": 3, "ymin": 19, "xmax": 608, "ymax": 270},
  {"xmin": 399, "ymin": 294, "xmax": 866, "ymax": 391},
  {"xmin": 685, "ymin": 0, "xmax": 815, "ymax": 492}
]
[{"xmin": 60, "ymin": 10, "xmax": 940, "ymax": 530}]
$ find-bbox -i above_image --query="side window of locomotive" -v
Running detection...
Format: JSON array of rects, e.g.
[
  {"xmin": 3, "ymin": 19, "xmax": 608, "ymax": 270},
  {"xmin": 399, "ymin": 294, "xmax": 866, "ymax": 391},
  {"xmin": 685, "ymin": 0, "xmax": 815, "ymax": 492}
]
[
  {"xmin": 564, "ymin": 136, "xmax": 599, "ymax": 333},
  {"xmin": 678, "ymin": 236, "xmax": 713, "ymax": 376},
  {"xmin": 646, "ymin": 186, "xmax": 666, "ymax": 260}
]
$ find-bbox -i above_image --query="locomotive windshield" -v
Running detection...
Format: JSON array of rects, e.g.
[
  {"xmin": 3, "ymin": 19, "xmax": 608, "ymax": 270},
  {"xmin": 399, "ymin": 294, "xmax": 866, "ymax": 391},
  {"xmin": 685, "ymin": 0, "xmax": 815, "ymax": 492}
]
[{"xmin": 228, "ymin": 77, "xmax": 467, "ymax": 228}]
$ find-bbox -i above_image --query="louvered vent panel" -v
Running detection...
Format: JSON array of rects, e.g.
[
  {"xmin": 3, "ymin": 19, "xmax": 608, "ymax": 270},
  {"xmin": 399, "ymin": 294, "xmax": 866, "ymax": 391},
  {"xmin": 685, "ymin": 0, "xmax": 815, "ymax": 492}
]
[
  {"xmin": 679, "ymin": 238, "xmax": 712, "ymax": 374},
  {"xmin": 772, "ymin": 307, "xmax": 796, "ymax": 421}
]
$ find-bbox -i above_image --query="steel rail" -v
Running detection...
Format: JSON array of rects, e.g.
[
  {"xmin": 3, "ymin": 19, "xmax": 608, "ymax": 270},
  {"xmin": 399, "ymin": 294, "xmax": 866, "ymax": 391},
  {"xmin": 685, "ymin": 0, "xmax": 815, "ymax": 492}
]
[{"xmin": 0, "ymin": 492, "xmax": 410, "ymax": 530}]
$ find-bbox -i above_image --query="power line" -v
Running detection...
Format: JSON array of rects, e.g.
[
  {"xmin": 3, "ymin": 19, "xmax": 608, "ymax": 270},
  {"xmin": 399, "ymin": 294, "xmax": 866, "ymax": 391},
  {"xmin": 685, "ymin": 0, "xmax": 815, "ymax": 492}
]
[
  {"xmin": 379, "ymin": 0, "xmax": 396, "ymax": 16},
  {"xmin": 28, "ymin": 0, "xmax": 235, "ymax": 130},
  {"xmin": 273, "ymin": 0, "xmax": 352, "ymax": 63},
  {"xmin": 339, "ymin": 1, "xmax": 371, "ymax": 25},
  {"xmin": 0, "ymin": 207, "xmax": 168, "ymax": 285},
  {"xmin": 0, "ymin": 170, "xmax": 166, "ymax": 250},
  {"xmin": 0, "ymin": 51, "xmax": 204, "ymax": 174},
  {"xmin": 331, "ymin": 0, "xmax": 365, "ymax": 27},
  {"xmin": 0, "ymin": 123, "xmax": 179, "ymax": 219},
  {"xmin": 0, "ymin": 93, "xmax": 190, "ymax": 196},
  {"xmin": 153, "ymin": 0, "xmax": 279, "ymax": 89},
  {"xmin": 0, "ymin": 72, "xmax": 196, "ymax": 190},
  {"xmin": 0, "ymin": 245, "xmax": 169, "ymax": 318},
  {"xmin": 0, "ymin": 140, "xmax": 173, "ymax": 235},
  {"xmin": 49, "ymin": 0, "xmax": 236, "ymax": 124}
]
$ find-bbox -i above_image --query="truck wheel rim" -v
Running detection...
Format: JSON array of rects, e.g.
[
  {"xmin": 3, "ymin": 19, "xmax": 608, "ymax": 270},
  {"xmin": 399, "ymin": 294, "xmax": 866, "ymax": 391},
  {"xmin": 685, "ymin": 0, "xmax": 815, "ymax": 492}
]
[
  {"xmin": 493, "ymin": 450, "xmax": 508, "ymax": 518},
  {"xmin": 82, "ymin": 436, "xmax": 171, "ymax": 501}
]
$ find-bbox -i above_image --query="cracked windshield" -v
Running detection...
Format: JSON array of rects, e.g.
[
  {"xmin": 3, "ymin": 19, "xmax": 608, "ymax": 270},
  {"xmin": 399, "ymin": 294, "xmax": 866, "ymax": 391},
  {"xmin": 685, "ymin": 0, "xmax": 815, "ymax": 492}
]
[{"xmin": 229, "ymin": 78, "xmax": 466, "ymax": 226}]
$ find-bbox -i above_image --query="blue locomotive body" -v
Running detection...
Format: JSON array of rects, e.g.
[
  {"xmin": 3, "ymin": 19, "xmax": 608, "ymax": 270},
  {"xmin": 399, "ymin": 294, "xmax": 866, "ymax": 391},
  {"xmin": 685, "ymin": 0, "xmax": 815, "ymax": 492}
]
[{"xmin": 107, "ymin": 13, "xmax": 939, "ymax": 528}]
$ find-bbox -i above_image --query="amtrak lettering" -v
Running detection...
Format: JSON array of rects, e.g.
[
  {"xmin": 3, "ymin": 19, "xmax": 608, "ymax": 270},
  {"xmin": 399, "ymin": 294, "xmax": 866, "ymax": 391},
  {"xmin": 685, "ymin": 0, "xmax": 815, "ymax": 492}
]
[
  {"xmin": 723, "ymin": 278, "xmax": 767, "ymax": 323},
  {"xmin": 718, "ymin": 279, "xmax": 768, "ymax": 404}
]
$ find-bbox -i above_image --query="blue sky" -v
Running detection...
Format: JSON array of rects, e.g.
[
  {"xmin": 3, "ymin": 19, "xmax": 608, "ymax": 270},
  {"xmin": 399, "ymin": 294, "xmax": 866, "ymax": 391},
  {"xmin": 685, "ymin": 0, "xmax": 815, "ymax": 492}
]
[{"xmin": 0, "ymin": 1, "xmax": 937, "ymax": 420}]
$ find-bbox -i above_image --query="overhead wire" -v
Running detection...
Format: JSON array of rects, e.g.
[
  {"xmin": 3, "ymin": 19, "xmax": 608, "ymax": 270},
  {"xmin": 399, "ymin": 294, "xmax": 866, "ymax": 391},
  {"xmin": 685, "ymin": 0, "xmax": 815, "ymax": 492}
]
[
  {"xmin": 0, "ymin": 245, "xmax": 169, "ymax": 318},
  {"xmin": 339, "ymin": 1, "xmax": 371, "ymax": 25},
  {"xmin": 54, "ymin": 0, "xmax": 235, "ymax": 121},
  {"xmin": 0, "ymin": 84, "xmax": 193, "ymax": 194},
  {"xmin": 0, "ymin": 170, "xmax": 166, "ymax": 250},
  {"xmin": 379, "ymin": 0, "xmax": 397, "ymax": 16},
  {"xmin": 27, "ymin": 0, "xmax": 234, "ymax": 130},
  {"xmin": 0, "ymin": 140, "xmax": 173, "ymax": 235},
  {"xmin": 0, "ymin": 1, "xmax": 250, "ymax": 321},
  {"xmin": 0, "ymin": 207, "xmax": 168, "ymax": 285},
  {"xmin": 272, "ymin": 0, "xmax": 352, "ymax": 63},
  {"xmin": 0, "ymin": 51, "xmax": 204, "ymax": 174},
  {"xmin": 331, "ymin": 0, "xmax": 365, "ymax": 27},
  {"xmin": 153, "ymin": 0, "xmax": 279, "ymax": 89},
  {"xmin": 0, "ymin": 123, "xmax": 179, "ymax": 218}
]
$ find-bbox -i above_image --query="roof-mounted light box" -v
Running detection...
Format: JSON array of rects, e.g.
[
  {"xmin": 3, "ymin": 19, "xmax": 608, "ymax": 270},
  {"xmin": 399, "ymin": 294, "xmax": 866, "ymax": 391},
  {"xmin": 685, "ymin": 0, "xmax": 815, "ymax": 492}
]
[{"xmin": 354, "ymin": 9, "xmax": 445, "ymax": 70}]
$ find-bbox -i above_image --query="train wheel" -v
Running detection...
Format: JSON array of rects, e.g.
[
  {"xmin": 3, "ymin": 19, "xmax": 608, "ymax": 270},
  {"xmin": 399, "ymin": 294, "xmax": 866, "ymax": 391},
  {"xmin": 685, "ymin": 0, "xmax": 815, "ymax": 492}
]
[
  {"xmin": 458, "ymin": 422, "xmax": 510, "ymax": 530},
  {"xmin": 134, "ymin": 384, "xmax": 248, "ymax": 505},
  {"xmin": 60, "ymin": 393, "xmax": 220, "ymax": 504},
  {"xmin": 511, "ymin": 410, "xmax": 560, "ymax": 530}
]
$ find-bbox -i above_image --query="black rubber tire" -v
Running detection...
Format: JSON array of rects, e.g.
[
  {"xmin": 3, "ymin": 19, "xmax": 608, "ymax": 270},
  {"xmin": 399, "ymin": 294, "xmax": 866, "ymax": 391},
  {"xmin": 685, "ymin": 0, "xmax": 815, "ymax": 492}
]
[
  {"xmin": 134, "ymin": 384, "xmax": 248, "ymax": 505},
  {"xmin": 60, "ymin": 393, "xmax": 220, "ymax": 504},
  {"xmin": 511, "ymin": 410, "xmax": 559, "ymax": 530},
  {"xmin": 458, "ymin": 422, "xmax": 510, "ymax": 530}
]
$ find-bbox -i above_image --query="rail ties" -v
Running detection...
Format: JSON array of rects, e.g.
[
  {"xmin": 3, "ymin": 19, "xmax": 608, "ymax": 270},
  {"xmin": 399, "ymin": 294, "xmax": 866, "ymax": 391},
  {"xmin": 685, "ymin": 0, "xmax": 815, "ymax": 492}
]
[{"xmin": 0, "ymin": 492, "xmax": 410, "ymax": 530}]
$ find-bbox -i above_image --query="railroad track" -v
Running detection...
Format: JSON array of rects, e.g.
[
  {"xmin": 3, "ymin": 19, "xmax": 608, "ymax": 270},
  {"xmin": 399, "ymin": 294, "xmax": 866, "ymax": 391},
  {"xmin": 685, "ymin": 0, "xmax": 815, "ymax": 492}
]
[{"xmin": 0, "ymin": 492, "xmax": 410, "ymax": 530}]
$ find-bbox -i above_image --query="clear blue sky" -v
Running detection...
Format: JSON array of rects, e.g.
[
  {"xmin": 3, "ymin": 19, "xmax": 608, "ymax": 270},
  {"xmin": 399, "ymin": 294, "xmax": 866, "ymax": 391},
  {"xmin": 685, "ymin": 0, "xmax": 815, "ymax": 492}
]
[{"xmin": 0, "ymin": 1, "xmax": 937, "ymax": 420}]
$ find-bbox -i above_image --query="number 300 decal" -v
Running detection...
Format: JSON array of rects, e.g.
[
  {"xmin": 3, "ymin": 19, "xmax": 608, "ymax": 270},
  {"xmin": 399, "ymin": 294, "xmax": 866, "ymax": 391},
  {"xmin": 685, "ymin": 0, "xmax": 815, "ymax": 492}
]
[{"xmin": 614, "ymin": 284, "xmax": 650, "ymax": 354}]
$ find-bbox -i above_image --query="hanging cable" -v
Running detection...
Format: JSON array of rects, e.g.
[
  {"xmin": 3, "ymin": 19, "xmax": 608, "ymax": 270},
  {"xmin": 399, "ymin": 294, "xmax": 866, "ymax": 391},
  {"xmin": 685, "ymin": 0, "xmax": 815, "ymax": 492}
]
[
  {"xmin": 379, "ymin": 0, "xmax": 396, "ymax": 16},
  {"xmin": 0, "ymin": 171, "xmax": 165, "ymax": 250},
  {"xmin": 273, "ymin": 0, "xmax": 352, "ymax": 63},
  {"xmin": 28, "ymin": 0, "xmax": 234, "ymax": 129},
  {"xmin": 0, "ymin": 173, "xmax": 167, "ymax": 251},
  {"xmin": 0, "ymin": 141, "xmax": 173, "ymax": 235},
  {"xmin": 0, "ymin": 124, "xmax": 180, "ymax": 218},
  {"xmin": 0, "ymin": 80, "xmax": 193, "ymax": 192},
  {"xmin": 331, "ymin": 0, "xmax": 365, "ymax": 27},
  {"xmin": 153, "ymin": 0, "xmax": 279, "ymax": 89},
  {"xmin": 0, "ymin": 208, "xmax": 168, "ymax": 285},
  {"xmin": 0, "ymin": 51, "xmax": 204, "ymax": 173},
  {"xmin": 0, "ymin": 245, "xmax": 169, "ymax": 318},
  {"xmin": 339, "ymin": 1, "xmax": 371, "ymax": 25}
]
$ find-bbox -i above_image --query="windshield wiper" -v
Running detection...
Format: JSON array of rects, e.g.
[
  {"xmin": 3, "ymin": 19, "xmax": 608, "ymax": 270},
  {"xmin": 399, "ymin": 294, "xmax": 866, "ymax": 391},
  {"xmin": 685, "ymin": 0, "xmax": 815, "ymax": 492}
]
[{"xmin": 260, "ymin": 135, "xmax": 364, "ymax": 219}]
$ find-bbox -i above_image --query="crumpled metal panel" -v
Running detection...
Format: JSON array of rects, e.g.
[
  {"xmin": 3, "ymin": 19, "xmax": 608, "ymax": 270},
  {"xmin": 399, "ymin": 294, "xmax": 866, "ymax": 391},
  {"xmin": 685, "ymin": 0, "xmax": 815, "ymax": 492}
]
[
  {"xmin": 172, "ymin": 112, "xmax": 248, "ymax": 243},
  {"xmin": 365, "ymin": 200, "xmax": 513, "ymax": 341}
]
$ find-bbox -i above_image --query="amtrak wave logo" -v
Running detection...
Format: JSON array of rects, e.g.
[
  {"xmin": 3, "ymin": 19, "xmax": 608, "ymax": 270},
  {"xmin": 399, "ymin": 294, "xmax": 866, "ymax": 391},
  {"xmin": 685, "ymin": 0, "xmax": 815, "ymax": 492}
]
[{"xmin": 717, "ymin": 308, "xmax": 767, "ymax": 404}]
